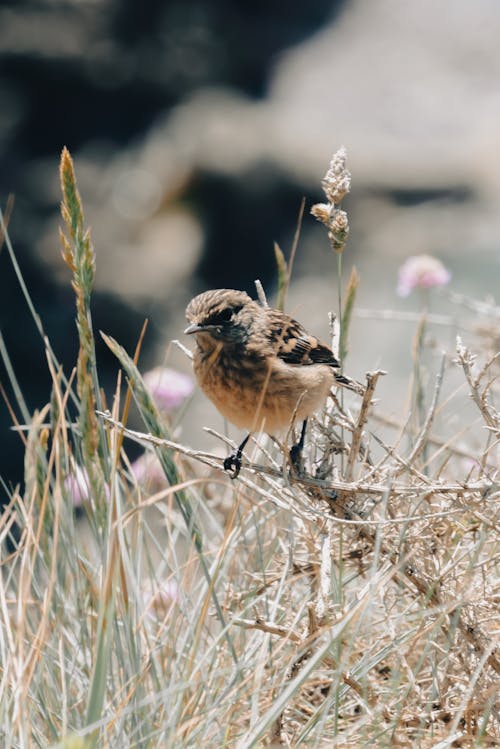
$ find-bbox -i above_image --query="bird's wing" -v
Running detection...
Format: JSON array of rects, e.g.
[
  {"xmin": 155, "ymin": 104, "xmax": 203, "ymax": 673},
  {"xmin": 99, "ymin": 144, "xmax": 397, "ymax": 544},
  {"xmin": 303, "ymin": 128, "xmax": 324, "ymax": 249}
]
[{"xmin": 266, "ymin": 311, "xmax": 340, "ymax": 368}]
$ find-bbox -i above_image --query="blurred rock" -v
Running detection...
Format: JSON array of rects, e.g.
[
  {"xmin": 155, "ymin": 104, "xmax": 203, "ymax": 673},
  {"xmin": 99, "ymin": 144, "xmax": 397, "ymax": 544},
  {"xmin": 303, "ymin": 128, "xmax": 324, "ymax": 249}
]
[{"xmin": 2, "ymin": 0, "xmax": 500, "ymax": 484}]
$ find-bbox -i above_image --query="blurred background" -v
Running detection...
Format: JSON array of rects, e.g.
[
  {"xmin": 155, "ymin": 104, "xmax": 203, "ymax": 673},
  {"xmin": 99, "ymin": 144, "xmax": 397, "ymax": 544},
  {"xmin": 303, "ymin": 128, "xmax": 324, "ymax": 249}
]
[{"xmin": 1, "ymin": 0, "xmax": 500, "ymax": 487}]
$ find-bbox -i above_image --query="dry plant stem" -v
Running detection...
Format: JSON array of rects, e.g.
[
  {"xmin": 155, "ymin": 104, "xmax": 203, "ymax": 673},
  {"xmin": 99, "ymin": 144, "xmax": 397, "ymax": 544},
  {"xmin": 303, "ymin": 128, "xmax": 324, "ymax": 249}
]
[
  {"xmin": 171, "ymin": 338, "xmax": 194, "ymax": 360},
  {"xmin": 372, "ymin": 432, "xmax": 434, "ymax": 488},
  {"xmin": 447, "ymin": 289, "xmax": 500, "ymax": 317},
  {"xmin": 264, "ymin": 567, "xmax": 396, "ymax": 745},
  {"xmin": 108, "ymin": 372, "xmax": 129, "ymax": 609},
  {"xmin": 371, "ymin": 409, "xmax": 496, "ymax": 467},
  {"xmin": 0, "ymin": 330, "xmax": 31, "ymax": 427},
  {"xmin": 97, "ymin": 325, "xmax": 500, "ymax": 692},
  {"xmin": 347, "ymin": 511, "xmax": 500, "ymax": 679},
  {"xmin": 457, "ymin": 338, "xmax": 500, "ymax": 432},
  {"xmin": 106, "ymin": 321, "xmax": 149, "ymax": 615},
  {"xmin": 355, "ymin": 306, "xmax": 462, "ymax": 327},
  {"xmin": 271, "ymin": 627, "xmax": 366, "ymax": 746},
  {"xmin": 295, "ymin": 494, "xmax": 498, "ymax": 682},
  {"xmin": 98, "ymin": 465, "xmax": 500, "ymax": 698},
  {"xmin": 339, "ymin": 265, "xmax": 359, "ymax": 364},
  {"xmin": 344, "ymin": 369, "xmax": 385, "ymax": 481},
  {"xmin": 0, "ymin": 377, "xmax": 28, "ymax": 448},
  {"xmin": 284, "ymin": 197, "xmax": 306, "ymax": 307},
  {"xmin": 97, "ymin": 411, "xmax": 497, "ymax": 504},
  {"xmin": 254, "ymin": 279, "xmax": 268, "ymax": 307},
  {"xmin": 14, "ymin": 384, "xmax": 76, "ymax": 726},
  {"xmin": 97, "ymin": 412, "xmax": 497, "ymax": 507},
  {"xmin": 394, "ymin": 354, "xmax": 446, "ymax": 481},
  {"xmin": 349, "ymin": 507, "xmax": 500, "ymax": 679},
  {"xmin": 232, "ymin": 617, "xmax": 301, "ymax": 643},
  {"xmin": 316, "ymin": 531, "xmax": 331, "ymax": 622}
]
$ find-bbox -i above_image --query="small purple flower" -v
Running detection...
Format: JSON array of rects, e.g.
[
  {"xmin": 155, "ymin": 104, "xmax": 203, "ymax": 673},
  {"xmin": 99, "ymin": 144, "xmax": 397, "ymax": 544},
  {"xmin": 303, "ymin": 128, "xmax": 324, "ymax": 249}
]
[
  {"xmin": 64, "ymin": 465, "xmax": 91, "ymax": 507},
  {"xmin": 143, "ymin": 366, "xmax": 194, "ymax": 412},
  {"xmin": 130, "ymin": 451, "xmax": 166, "ymax": 489},
  {"xmin": 64, "ymin": 464, "xmax": 110, "ymax": 507},
  {"xmin": 397, "ymin": 255, "xmax": 451, "ymax": 297}
]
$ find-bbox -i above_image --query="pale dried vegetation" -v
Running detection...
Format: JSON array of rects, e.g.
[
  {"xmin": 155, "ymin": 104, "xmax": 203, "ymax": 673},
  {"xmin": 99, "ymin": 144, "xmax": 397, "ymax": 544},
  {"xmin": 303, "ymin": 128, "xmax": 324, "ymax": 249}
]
[{"xmin": 0, "ymin": 149, "xmax": 498, "ymax": 748}]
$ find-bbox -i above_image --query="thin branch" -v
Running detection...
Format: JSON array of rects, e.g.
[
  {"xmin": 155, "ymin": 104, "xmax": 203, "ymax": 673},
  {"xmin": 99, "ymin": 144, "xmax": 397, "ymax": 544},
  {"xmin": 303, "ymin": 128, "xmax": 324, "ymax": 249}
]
[
  {"xmin": 344, "ymin": 369, "xmax": 385, "ymax": 481},
  {"xmin": 400, "ymin": 353, "xmax": 446, "ymax": 473},
  {"xmin": 456, "ymin": 337, "xmax": 499, "ymax": 431},
  {"xmin": 97, "ymin": 412, "xmax": 498, "ymax": 504},
  {"xmin": 232, "ymin": 617, "xmax": 301, "ymax": 642}
]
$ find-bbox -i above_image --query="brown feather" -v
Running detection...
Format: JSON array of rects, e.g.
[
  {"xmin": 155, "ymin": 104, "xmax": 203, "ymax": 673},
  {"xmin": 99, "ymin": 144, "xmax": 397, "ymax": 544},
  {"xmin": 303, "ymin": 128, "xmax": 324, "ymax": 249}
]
[{"xmin": 264, "ymin": 310, "xmax": 341, "ymax": 368}]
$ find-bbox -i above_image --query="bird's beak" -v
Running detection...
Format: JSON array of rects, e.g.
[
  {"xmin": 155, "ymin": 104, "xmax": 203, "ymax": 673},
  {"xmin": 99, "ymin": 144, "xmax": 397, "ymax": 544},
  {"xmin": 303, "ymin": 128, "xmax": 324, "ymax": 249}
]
[{"xmin": 184, "ymin": 323, "xmax": 205, "ymax": 335}]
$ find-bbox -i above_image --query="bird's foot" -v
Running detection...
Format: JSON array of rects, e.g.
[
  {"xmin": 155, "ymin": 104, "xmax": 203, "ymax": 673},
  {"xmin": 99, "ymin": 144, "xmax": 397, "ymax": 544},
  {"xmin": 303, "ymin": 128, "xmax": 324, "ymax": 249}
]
[
  {"xmin": 223, "ymin": 452, "xmax": 242, "ymax": 479},
  {"xmin": 289, "ymin": 419, "xmax": 307, "ymax": 476},
  {"xmin": 223, "ymin": 434, "xmax": 250, "ymax": 479},
  {"xmin": 289, "ymin": 444, "xmax": 305, "ymax": 476}
]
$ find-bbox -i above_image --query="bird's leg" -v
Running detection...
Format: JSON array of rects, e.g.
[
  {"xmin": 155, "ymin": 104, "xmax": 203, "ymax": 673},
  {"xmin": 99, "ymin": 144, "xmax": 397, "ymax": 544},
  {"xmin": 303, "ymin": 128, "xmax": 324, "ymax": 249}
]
[
  {"xmin": 289, "ymin": 419, "xmax": 307, "ymax": 472},
  {"xmin": 223, "ymin": 433, "xmax": 251, "ymax": 479}
]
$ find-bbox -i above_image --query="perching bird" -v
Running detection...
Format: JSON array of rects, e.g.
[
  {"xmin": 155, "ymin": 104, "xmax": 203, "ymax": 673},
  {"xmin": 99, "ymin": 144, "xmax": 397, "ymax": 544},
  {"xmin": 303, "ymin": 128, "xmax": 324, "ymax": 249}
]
[{"xmin": 185, "ymin": 288, "xmax": 362, "ymax": 478}]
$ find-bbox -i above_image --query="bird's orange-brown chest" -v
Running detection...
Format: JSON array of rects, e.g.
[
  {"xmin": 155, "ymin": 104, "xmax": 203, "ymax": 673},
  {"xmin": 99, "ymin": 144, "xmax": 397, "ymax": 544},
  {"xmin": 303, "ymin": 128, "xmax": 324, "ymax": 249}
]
[
  {"xmin": 192, "ymin": 338, "xmax": 271, "ymax": 430},
  {"xmin": 192, "ymin": 333, "xmax": 333, "ymax": 434}
]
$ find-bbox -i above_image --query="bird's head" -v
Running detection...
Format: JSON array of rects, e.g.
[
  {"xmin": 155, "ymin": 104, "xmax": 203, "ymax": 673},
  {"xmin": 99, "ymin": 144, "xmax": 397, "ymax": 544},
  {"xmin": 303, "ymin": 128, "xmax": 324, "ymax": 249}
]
[{"xmin": 185, "ymin": 289, "xmax": 255, "ymax": 346}]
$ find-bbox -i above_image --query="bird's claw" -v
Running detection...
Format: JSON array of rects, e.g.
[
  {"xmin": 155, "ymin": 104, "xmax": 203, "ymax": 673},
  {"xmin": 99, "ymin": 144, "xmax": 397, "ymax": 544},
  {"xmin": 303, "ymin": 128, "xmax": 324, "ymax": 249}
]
[
  {"xmin": 289, "ymin": 444, "xmax": 305, "ymax": 476},
  {"xmin": 223, "ymin": 453, "xmax": 242, "ymax": 479}
]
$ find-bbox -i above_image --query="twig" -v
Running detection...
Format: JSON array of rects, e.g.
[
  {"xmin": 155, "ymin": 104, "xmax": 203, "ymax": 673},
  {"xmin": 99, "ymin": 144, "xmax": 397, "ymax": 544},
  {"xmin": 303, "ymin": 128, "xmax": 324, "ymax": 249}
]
[
  {"xmin": 316, "ymin": 531, "xmax": 331, "ymax": 622},
  {"xmin": 371, "ymin": 432, "xmax": 433, "ymax": 486},
  {"xmin": 399, "ymin": 353, "xmax": 446, "ymax": 475},
  {"xmin": 232, "ymin": 617, "xmax": 301, "ymax": 642},
  {"xmin": 96, "ymin": 412, "xmax": 498, "ymax": 508},
  {"xmin": 456, "ymin": 337, "xmax": 499, "ymax": 432},
  {"xmin": 446, "ymin": 290, "xmax": 500, "ymax": 318},
  {"xmin": 371, "ymin": 410, "xmax": 497, "ymax": 468},
  {"xmin": 254, "ymin": 279, "xmax": 268, "ymax": 307},
  {"xmin": 344, "ymin": 370, "xmax": 385, "ymax": 481},
  {"xmin": 171, "ymin": 339, "xmax": 193, "ymax": 360},
  {"xmin": 355, "ymin": 307, "xmax": 463, "ymax": 327}
]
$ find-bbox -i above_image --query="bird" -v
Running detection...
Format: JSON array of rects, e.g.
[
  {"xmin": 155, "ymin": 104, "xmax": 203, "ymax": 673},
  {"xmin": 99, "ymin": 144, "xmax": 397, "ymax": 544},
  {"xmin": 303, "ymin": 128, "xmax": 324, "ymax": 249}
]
[{"xmin": 184, "ymin": 288, "xmax": 362, "ymax": 478}]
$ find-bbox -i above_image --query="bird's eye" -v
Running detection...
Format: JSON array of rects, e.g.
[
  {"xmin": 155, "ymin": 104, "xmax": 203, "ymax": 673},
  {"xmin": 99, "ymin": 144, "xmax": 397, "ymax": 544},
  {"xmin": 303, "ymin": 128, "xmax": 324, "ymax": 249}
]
[
  {"xmin": 218, "ymin": 307, "xmax": 233, "ymax": 322},
  {"xmin": 206, "ymin": 304, "xmax": 243, "ymax": 326},
  {"xmin": 207, "ymin": 307, "xmax": 233, "ymax": 325}
]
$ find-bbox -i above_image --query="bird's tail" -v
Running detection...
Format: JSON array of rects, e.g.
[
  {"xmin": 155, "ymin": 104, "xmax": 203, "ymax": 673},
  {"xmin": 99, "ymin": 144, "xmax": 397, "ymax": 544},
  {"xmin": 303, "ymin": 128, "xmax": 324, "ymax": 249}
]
[{"xmin": 334, "ymin": 372, "xmax": 365, "ymax": 396}]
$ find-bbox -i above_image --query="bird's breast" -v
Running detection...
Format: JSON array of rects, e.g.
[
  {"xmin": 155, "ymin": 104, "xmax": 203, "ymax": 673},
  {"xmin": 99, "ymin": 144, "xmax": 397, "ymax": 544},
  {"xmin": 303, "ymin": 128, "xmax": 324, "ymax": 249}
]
[
  {"xmin": 193, "ymin": 344, "xmax": 268, "ymax": 430},
  {"xmin": 192, "ymin": 342, "xmax": 334, "ymax": 434}
]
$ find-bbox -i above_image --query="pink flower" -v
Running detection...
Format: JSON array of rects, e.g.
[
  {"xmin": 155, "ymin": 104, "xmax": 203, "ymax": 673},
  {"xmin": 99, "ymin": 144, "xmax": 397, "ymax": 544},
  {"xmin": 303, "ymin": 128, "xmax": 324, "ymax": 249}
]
[
  {"xmin": 64, "ymin": 465, "xmax": 90, "ymax": 507},
  {"xmin": 64, "ymin": 464, "xmax": 110, "ymax": 507},
  {"xmin": 143, "ymin": 366, "xmax": 194, "ymax": 412},
  {"xmin": 130, "ymin": 451, "xmax": 166, "ymax": 490},
  {"xmin": 397, "ymin": 255, "xmax": 451, "ymax": 297}
]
